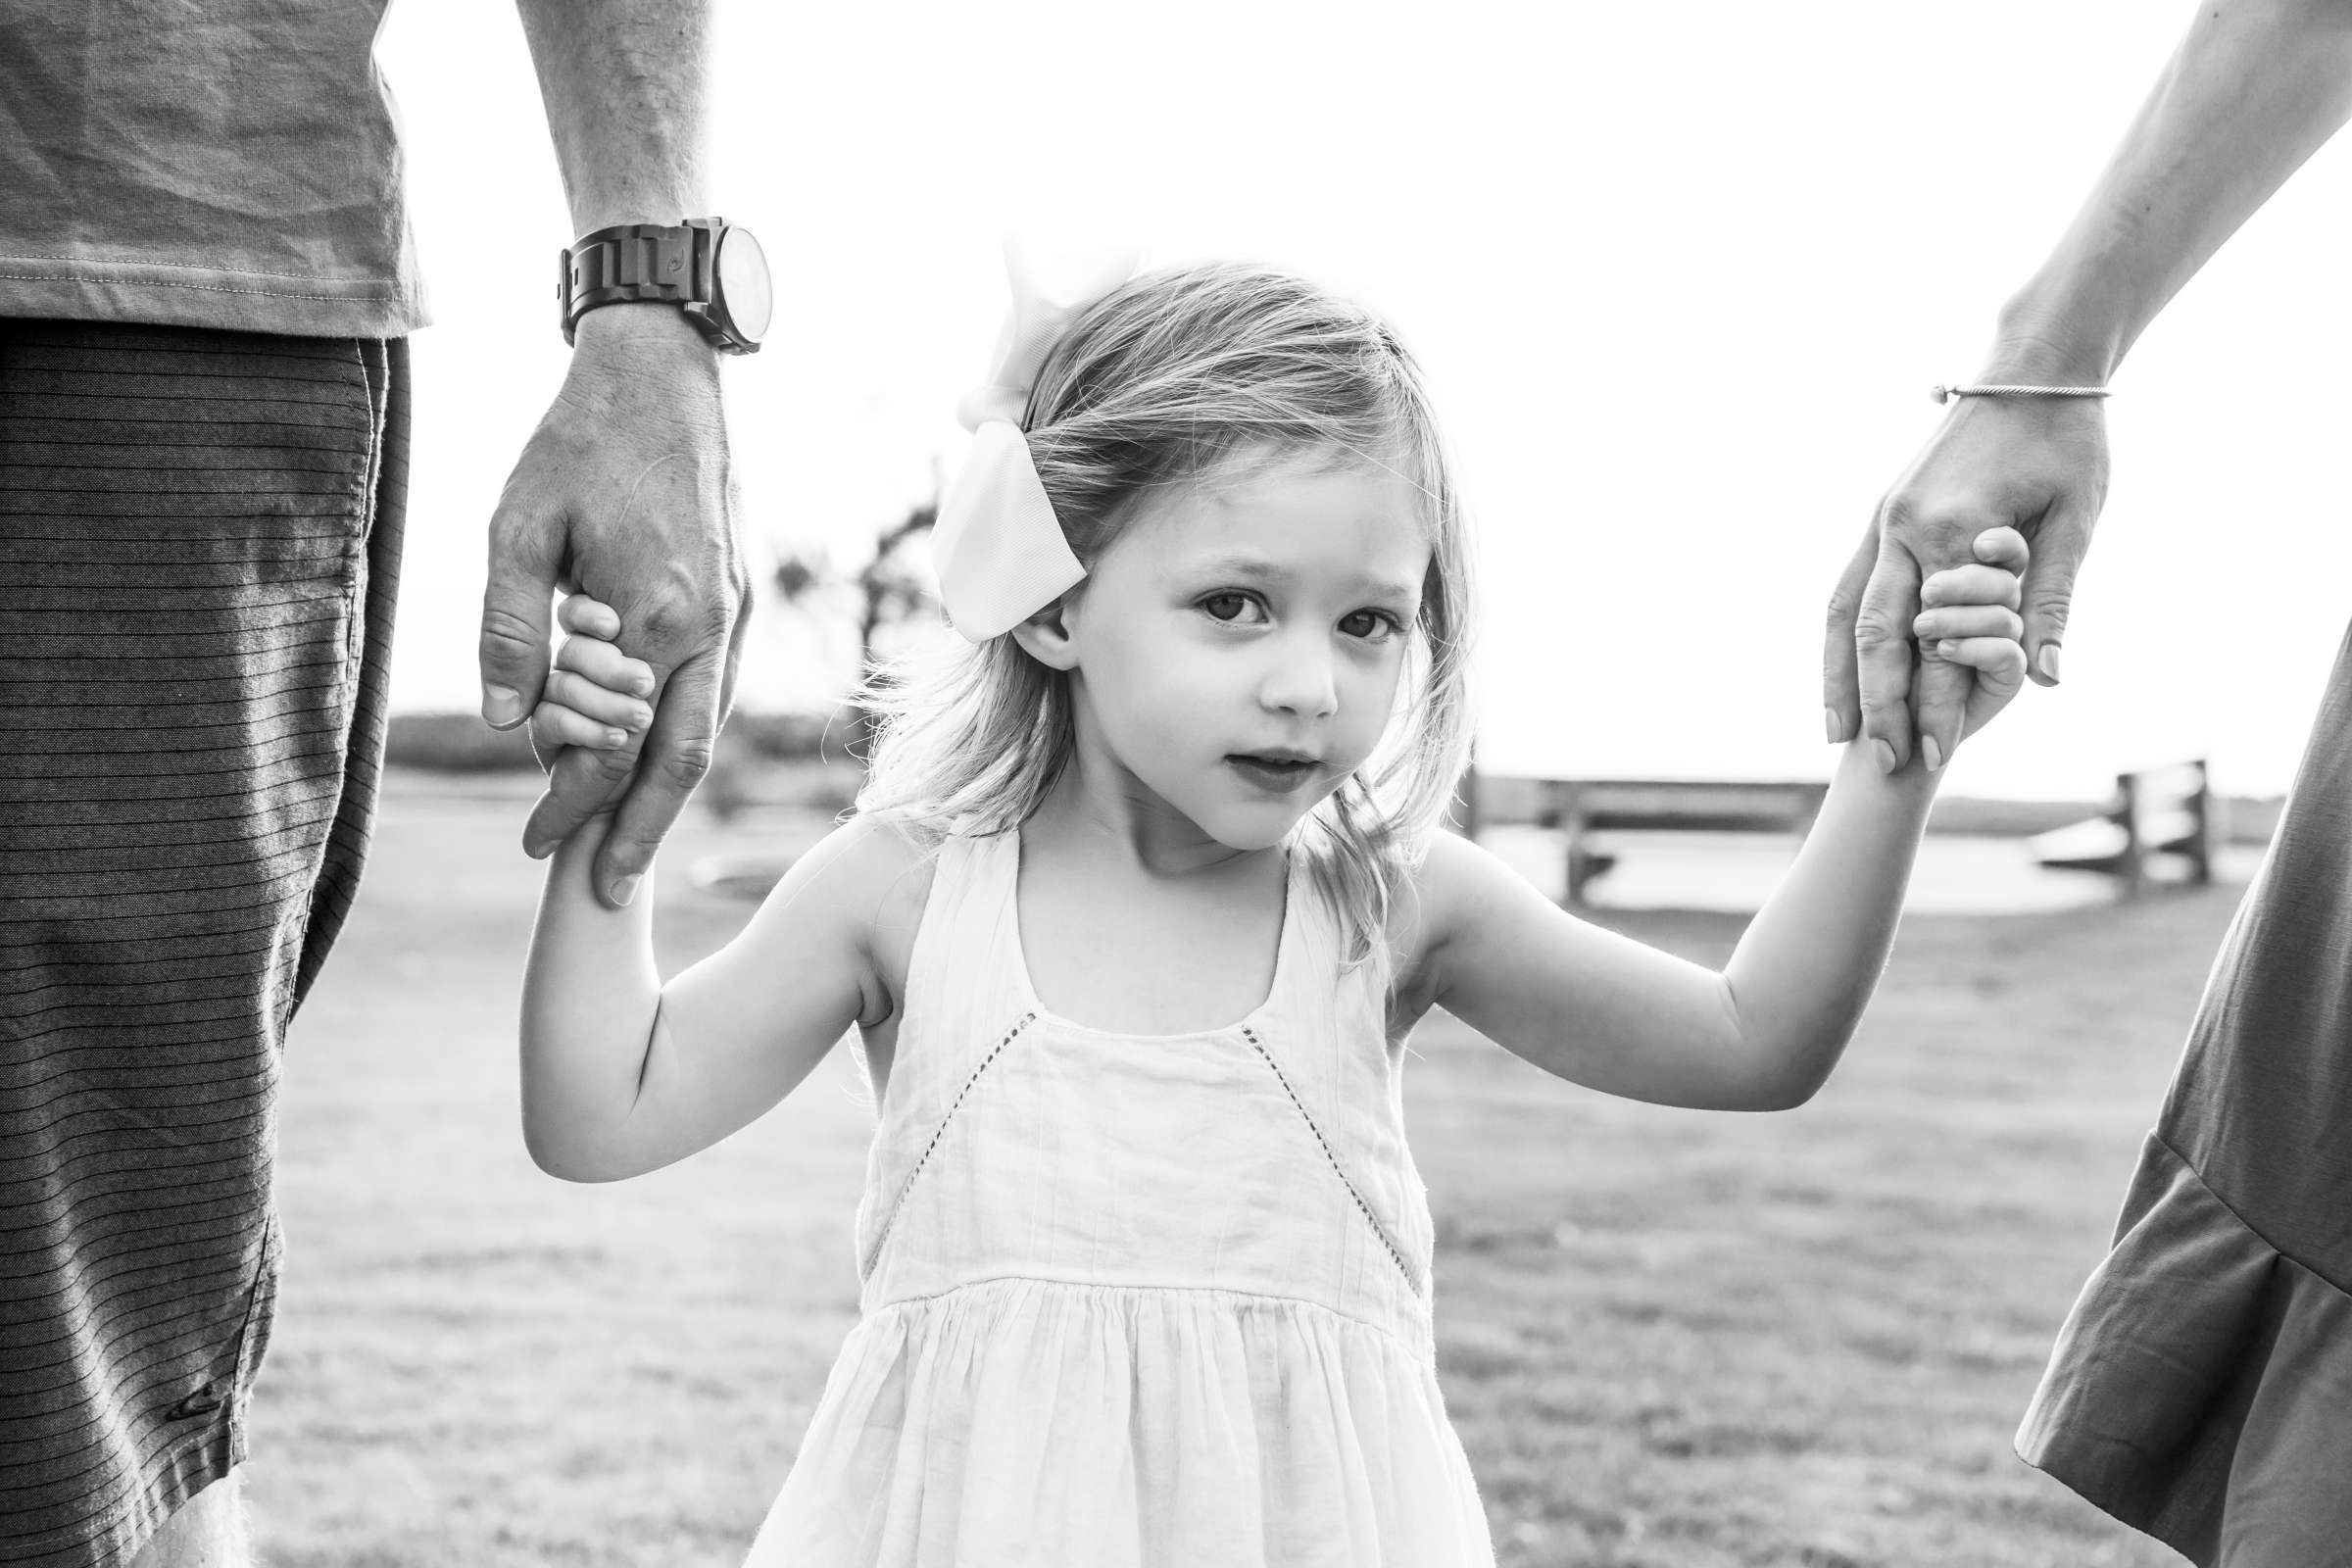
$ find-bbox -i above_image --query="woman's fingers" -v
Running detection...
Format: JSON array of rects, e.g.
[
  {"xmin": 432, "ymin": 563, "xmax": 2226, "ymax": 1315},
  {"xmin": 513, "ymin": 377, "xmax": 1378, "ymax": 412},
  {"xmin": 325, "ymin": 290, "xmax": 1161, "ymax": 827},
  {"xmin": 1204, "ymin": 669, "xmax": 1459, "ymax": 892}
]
[
  {"xmin": 1914, "ymin": 604, "xmax": 2024, "ymax": 643},
  {"xmin": 1822, "ymin": 524, "xmax": 1878, "ymax": 745},
  {"xmin": 554, "ymin": 628, "xmax": 658, "ymax": 699},
  {"xmin": 2020, "ymin": 501, "xmax": 2091, "ymax": 687},
  {"xmin": 1853, "ymin": 538, "xmax": 1926, "ymax": 771}
]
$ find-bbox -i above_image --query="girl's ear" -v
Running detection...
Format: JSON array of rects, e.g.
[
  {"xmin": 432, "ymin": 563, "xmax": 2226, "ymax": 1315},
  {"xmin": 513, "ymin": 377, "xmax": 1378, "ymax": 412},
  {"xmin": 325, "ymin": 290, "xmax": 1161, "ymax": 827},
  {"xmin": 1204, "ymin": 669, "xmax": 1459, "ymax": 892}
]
[{"xmin": 1008, "ymin": 596, "xmax": 1081, "ymax": 671}]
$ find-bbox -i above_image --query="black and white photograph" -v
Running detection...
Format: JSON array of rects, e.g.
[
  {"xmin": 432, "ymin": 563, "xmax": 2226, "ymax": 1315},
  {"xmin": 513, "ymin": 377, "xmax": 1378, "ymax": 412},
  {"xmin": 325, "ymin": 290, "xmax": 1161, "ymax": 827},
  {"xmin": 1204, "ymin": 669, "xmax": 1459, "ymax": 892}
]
[{"xmin": 5, "ymin": 1, "xmax": 2351, "ymax": 1564}]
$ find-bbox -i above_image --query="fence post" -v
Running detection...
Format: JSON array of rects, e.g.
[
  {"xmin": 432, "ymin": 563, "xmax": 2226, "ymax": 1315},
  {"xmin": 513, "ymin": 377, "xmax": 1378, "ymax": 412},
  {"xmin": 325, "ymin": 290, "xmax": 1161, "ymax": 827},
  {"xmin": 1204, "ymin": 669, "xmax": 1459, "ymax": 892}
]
[
  {"xmin": 2114, "ymin": 769, "xmax": 2146, "ymax": 899},
  {"xmin": 2186, "ymin": 759, "xmax": 2215, "ymax": 886},
  {"xmin": 1555, "ymin": 781, "xmax": 1597, "ymax": 905}
]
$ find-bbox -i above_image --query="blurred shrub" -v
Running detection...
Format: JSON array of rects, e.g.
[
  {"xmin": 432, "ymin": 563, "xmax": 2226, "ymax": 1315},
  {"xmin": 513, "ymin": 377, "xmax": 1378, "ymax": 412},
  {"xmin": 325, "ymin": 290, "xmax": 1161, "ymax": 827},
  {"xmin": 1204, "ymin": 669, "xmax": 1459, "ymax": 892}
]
[
  {"xmin": 728, "ymin": 708, "xmax": 864, "ymax": 761},
  {"xmin": 382, "ymin": 712, "xmax": 538, "ymax": 771},
  {"xmin": 384, "ymin": 708, "xmax": 861, "ymax": 773}
]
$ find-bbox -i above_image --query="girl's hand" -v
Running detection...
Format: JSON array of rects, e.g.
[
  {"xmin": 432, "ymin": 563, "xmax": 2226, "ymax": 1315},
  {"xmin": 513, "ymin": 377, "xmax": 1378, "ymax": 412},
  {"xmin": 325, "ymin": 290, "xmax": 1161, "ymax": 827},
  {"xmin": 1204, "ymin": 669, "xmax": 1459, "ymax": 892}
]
[
  {"xmin": 530, "ymin": 594, "xmax": 659, "ymax": 774},
  {"xmin": 1910, "ymin": 524, "xmax": 2031, "ymax": 751}
]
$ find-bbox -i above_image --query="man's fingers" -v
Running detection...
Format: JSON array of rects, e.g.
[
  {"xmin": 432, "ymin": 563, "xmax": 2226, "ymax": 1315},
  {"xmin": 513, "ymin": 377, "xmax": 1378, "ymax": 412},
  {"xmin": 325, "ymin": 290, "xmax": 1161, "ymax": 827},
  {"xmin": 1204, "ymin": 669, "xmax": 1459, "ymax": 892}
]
[
  {"xmin": 1852, "ymin": 540, "xmax": 1923, "ymax": 772},
  {"xmin": 480, "ymin": 498, "xmax": 564, "ymax": 730},
  {"xmin": 557, "ymin": 593, "xmax": 624, "ymax": 641},
  {"xmin": 2020, "ymin": 499, "xmax": 2092, "ymax": 687},
  {"xmin": 521, "ymin": 743, "xmax": 638, "ymax": 858},
  {"xmin": 715, "ymin": 573, "xmax": 753, "ymax": 724},
  {"xmin": 591, "ymin": 649, "xmax": 723, "ymax": 906},
  {"xmin": 1822, "ymin": 526, "xmax": 1877, "ymax": 745},
  {"xmin": 1972, "ymin": 524, "xmax": 2031, "ymax": 574}
]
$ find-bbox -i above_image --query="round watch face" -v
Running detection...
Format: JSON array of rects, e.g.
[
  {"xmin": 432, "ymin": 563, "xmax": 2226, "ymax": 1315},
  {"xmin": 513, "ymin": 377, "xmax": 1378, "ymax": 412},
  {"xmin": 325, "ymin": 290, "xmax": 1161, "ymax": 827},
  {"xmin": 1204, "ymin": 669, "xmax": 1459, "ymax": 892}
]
[{"xmin": 714, "ymin": 226, "xmax": 773, "ymax": 346}]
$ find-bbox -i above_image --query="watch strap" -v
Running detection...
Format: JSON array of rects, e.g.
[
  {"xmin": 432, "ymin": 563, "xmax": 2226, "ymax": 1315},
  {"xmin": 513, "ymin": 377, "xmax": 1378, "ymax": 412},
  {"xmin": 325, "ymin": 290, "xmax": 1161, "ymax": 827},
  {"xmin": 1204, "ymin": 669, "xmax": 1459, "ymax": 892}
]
[{"xmin": 560, "ymin": 220, "xmax": 718, "ymax": 345}]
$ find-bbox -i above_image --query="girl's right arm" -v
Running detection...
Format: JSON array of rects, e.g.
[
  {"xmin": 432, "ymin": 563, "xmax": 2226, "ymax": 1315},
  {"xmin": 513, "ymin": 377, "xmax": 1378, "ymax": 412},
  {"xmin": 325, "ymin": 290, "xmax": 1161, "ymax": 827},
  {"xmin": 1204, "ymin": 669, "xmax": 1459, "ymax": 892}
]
[{"xmin": 520, "ymin": 811, "xmax": 916, "ymax": 1182}]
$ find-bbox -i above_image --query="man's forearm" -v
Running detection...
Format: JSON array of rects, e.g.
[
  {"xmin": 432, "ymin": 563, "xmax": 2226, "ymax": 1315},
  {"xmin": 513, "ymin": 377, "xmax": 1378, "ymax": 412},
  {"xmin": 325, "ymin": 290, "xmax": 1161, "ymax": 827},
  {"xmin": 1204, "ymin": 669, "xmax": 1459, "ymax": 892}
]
[
  {"xmin": 1991, "ymin": 0, "xmax": 2352, "ymax": 384},
  {"xmin": 516, "ymin": 0, "xmax": 710, "ymax": 235}
]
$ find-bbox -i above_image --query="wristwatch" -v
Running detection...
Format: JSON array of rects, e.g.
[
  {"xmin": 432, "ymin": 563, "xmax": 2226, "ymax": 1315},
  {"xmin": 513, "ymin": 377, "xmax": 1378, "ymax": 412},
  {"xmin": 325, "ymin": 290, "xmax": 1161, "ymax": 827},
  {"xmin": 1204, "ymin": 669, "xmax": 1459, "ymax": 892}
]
[{"xmin": 559, "ymin": 218, "xmax": 771, "ymax": 354}]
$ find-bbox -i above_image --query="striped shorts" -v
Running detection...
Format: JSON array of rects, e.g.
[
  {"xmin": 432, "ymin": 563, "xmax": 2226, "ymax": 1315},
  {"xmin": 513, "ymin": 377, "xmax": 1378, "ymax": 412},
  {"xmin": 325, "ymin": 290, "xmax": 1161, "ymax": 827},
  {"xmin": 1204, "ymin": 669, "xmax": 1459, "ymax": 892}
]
[{"xmin": 0, "ymin": 321, "xmax": 408, "ymax": 1567}]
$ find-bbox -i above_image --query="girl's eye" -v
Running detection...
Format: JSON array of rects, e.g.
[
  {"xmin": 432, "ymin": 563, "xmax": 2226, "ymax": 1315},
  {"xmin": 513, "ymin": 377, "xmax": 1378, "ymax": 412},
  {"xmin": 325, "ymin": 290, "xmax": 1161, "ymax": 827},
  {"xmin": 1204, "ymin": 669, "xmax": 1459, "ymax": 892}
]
[
  {"xmin": 1340, "ymin": 610, "xmax": 1401, "ymax": 643},
  {"xmin": 1200, "ymin": 591, "xmax": 1266, "ymax": 624}
]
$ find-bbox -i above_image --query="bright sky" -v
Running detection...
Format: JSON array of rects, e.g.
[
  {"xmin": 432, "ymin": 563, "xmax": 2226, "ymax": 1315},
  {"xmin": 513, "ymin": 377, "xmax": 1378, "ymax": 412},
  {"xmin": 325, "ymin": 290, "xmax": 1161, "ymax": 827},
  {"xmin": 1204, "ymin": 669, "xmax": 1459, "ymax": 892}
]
[{"xmin": 376, "ymin": 0, "xmax": 2352, "ymax": 800}]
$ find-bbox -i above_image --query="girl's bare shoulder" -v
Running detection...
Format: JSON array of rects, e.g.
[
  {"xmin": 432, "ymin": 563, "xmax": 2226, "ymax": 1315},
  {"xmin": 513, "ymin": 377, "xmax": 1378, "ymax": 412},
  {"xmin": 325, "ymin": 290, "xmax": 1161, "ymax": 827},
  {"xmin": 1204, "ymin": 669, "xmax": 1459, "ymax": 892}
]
[
  {"xmin": 787, "ymin": 809, "xmax": 939, "ymax": 937},
  {"xmin": 784, "ymin": 812, "xmax": 943, "ymax": 1028},
  {"xmin": 1389, "ymin": 829, "xmax": 1537, "ymax": 1013},
  {"xmin": 1382, "ymin": 828, "xmax": 1486, "ymax": 1029}
]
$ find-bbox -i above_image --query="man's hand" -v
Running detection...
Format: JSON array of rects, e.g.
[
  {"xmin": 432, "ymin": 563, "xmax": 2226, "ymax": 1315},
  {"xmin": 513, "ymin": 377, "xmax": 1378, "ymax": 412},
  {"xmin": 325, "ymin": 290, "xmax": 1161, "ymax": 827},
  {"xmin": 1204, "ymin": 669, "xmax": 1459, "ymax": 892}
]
[
  {"xmin": 479, "ymin": 303, "xmax": 751, "ymax": 906},
  {"xmin": 1825, "ymin": 382, "xmax": 2108, "ymax": 773}
]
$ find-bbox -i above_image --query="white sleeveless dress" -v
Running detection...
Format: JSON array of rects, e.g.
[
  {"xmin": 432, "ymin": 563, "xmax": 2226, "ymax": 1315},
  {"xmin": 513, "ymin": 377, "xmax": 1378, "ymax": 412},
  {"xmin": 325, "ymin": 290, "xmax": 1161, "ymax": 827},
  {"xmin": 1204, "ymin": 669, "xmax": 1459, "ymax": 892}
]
[{"xmin": 743, "ymin": 828, "xmax": 1495, "ymax": 1567}]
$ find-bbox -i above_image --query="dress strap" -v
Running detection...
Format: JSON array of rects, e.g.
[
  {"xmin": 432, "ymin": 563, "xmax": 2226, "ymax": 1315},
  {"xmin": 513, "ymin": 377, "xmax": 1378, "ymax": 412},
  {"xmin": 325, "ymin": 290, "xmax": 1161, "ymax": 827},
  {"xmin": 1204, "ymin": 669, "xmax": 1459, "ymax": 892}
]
[
  {"xmin": 893, "ymin": 829, "xmax": 1034, "ymax": 1094},
  {"xmin": 1256, "ymin": 849, "xmax": 1370, "ymax": 1038},
  {"xmin": 1247, "ymin": 852, "xmax": 1403, "ymax": 1127},
  {"xmin": 1248, "ymin": 848, "xmax": 1439, "ymax": 1303}
]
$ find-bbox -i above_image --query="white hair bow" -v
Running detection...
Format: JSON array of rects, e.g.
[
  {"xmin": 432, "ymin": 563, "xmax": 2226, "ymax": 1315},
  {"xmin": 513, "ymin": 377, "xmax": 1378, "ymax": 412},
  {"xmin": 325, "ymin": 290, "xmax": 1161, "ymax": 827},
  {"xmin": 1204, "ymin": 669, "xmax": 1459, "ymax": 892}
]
[{"xmin": 930, "ymin": 240, "xmax": 1140, "ymax": 641}]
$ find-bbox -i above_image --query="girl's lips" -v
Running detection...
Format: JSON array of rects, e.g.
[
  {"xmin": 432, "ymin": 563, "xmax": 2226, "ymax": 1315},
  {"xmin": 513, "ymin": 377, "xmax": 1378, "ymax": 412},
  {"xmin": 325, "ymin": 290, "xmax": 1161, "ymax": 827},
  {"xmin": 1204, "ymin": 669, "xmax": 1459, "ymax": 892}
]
[{"xmin": 1226, "ymin": 755, "xmax": 1318, "ymax": 794}]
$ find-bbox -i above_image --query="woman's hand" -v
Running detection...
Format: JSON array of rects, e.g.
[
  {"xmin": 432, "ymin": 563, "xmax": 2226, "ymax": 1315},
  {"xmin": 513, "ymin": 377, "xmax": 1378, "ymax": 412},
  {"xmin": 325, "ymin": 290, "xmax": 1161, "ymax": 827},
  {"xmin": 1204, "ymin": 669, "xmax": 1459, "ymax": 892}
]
[
  {"xmin": 1913, "ymin": 524, "xmax": 2032, "ymax": 749},
  {"xmin": 1824, "ymin": 380, "xmax": 2109, "ymax": 772}
]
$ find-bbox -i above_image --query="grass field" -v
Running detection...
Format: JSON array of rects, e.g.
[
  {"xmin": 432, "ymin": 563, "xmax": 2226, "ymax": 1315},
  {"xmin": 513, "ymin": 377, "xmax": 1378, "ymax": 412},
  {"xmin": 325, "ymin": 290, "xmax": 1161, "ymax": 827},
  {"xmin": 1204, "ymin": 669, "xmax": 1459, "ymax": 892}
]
[{"xmin": 242, "ymin": 769, "xmax": 2216, "ymax": 1567}]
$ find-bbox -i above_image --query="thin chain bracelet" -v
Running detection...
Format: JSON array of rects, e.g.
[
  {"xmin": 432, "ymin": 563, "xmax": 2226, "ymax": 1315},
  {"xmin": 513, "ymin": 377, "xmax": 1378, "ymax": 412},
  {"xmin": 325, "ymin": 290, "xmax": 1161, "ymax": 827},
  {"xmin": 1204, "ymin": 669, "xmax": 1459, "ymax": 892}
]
[{"xmin": 1931, "ymin": 382, "xmax": 2112, "ymax": 405}]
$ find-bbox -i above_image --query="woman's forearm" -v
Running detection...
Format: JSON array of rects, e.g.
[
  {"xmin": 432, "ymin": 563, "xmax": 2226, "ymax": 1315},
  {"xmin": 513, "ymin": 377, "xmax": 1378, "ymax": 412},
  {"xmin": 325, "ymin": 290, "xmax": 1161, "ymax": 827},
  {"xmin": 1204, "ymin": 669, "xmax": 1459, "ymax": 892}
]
[
  {"xmin": 1720, "ymin": 743, "xmax": 1937, "ymax": 1104},
  {"xmin": 1991, "ymin": 0, "xmax": 2352, "ymax": 384},
  {"xmin": 520, "ymin": 816, "xmax": 665, "ymax": 1179}
]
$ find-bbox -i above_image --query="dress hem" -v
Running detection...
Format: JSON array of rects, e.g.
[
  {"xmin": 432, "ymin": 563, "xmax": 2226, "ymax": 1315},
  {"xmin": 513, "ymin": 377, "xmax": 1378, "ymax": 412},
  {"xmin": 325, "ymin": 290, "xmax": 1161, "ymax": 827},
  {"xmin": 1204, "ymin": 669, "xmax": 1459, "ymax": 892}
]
[{"xmin": 2015, "ymin": 1133, "xmax": 2352, "ymax": 1567}]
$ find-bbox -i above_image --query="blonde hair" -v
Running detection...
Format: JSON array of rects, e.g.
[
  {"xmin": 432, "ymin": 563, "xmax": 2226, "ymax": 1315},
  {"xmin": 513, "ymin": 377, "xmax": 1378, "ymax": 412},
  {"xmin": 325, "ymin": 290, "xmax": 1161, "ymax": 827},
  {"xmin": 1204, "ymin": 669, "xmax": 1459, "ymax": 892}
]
[{"xmin": 856, "ymin": 262, "xmax": 1475, "ymax": 970}]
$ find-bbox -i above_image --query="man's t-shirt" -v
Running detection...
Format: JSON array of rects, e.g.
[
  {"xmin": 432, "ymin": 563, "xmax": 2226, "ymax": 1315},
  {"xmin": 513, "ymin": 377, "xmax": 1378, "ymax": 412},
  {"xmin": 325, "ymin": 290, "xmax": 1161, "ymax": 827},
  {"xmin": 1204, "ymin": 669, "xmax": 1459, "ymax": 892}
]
[{"xmin": 0, "ymin": 0, "xmax": 428, "ymax": 337}]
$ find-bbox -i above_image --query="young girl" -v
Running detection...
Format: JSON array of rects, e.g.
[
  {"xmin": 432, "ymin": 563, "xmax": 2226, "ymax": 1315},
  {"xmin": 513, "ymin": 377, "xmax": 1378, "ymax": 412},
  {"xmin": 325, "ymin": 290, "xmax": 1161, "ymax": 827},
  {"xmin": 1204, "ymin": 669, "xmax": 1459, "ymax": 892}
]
[{"xmin": 518, "ymin": 258, "xmax": 2033, "ymax": 1566}]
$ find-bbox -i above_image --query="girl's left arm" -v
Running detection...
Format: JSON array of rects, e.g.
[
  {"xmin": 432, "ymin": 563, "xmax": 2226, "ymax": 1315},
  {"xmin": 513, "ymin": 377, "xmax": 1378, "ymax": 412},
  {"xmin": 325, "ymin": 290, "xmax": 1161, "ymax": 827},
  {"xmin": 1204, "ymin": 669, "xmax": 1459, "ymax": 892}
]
[{"xmin": 1420, "ymin": 742, "xmax": 1935, "ymax": 1111}]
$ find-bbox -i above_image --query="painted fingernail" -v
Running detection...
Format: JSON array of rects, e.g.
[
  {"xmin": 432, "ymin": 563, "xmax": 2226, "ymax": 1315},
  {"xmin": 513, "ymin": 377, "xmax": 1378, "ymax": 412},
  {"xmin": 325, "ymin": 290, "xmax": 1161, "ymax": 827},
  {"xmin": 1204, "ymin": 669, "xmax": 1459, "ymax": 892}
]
[
  {"xmin": 482, "ymin": 684, "xmax": 525, "ymax": 727},
  {"xmin": 2037, "ymin": 644, "xmax": 2063, "ymax": 684},
  {"xmin": 1923, "ymin": 736, "xmax": 1943, "ymax": 773},
  {"xmin": 1873, "ymin": 739, "xmax": 1898, "ymax": 774},
  {"xmin": 1825, "ymin": 709, "xmax": 1845, "ymax": 745},
  {"xmin": 611, "ymin": 874, "xmax": 642, "ymax": 906}
]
